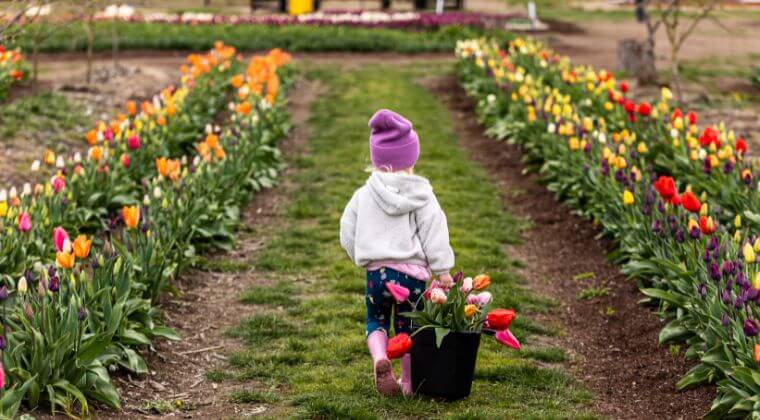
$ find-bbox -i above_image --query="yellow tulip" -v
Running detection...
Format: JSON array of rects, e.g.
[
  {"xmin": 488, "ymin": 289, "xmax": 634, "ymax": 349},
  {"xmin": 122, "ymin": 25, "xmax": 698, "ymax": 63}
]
[
  {"xmin": 753, "ymin": 272, "xmax": 760, "ymax": 290},
  {"xmin": 0, "ymin": 201, "xmax": 7, "ymax": 218},
  {"xmin": 622, "ymin": 190, "xmax": 635, "ymax": 205},
  {"xmin": 637, "ymin": 142, "xmax": 648, "ymax": 154},
  {"xmin": 744, "ymin": 243, "xmax": 756, "ymax": 264},
  {"xmin": 56, "ymin": 251, "xmax": 75, "ymax": 269},
  {"xmin": 735, "ymin": 215, "xmax": 742, "ymax": 228},
  {"xmin": 464, "ymin": 304, "xmax": 478, "ymax": 317}
]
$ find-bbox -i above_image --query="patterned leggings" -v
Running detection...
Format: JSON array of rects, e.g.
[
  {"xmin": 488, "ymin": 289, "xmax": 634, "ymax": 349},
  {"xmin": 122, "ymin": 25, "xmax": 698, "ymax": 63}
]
[{"xmin": 365, "ymin": 267, "xmax": 425, "ymax": 336}]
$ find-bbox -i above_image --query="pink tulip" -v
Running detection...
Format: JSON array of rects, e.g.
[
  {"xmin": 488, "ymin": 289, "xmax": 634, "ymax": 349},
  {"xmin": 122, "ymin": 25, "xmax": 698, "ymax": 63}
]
[
  {"xmin": 423, "ymin": 280, "xmax": 440, "ymax": 301},
  {"xmin": 52, "ymin": 176, "xmax": 65, "ymax": 194},
  {"xmin": 430, "ymin": 288, "xmax": 447, "ymax": 304},
  {"xmin": 385, "ymin": 282, "xmax": 410, "ymax": 304},
  {"xmin": 121, "ymin": 154, "xmax": 131, "ymax": 168},
  {"xmin": 18, "ymin": 212, "xmax": 31, "ymax": 232},
  {"xmin": 127, "ymin": 135, "xmax": 141, "ymax": 150},
  {"xmin": 467, "ymin": 292, "xmax": 492, "ymax": 308},
  {"xmin": 53, "ymin": 226, "xmax": 69, "ymax": 252},
  {"xmin": 460, "ymin": 277, "xmax": 473, "ymax": 294},
  {"xmin": 495, "ymin": 329, "xmax": 521, "ymax": 350},
  {"xmin": 104, "ymin": 129, "xmax": 114, "ymax": 142},
  {"xmin": 0, "ymin": 362, "xmax": 5, "ymax": 389}
]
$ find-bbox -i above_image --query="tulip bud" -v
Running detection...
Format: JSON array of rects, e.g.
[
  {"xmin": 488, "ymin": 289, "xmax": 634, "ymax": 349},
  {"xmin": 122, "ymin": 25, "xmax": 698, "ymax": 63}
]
[
  {"xmin": 73, "ymin": 152, "xmax": 82, "ymax": 163},
  {"xmin": 744, "ymin": 243, "xmax": 756, "ymax": 264},
  {"xmin": 30, "ymin": 160, "xmax": 41, "ymax": 172},
  {"xmin": 114, "ymin": 257, "xmax": 123, "ymax": 274},
  {"xmin": 24, "ymin": 303, "xmax": 33, "ymax": 319}
]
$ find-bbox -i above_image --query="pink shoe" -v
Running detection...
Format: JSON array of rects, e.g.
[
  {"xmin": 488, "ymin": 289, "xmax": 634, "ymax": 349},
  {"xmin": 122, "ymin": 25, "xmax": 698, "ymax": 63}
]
[
  {"xmin": 398, "ymin": 378, "xmax": 413, "ymax": 396},
  {"xmin": 374, "ymin": 359, "xmax": 400, "ymax": 396}
]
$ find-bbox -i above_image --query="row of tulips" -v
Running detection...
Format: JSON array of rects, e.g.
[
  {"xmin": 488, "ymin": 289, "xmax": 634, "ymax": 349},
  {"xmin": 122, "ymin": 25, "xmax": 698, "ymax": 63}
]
[
  {"xmin": 0, "ymin": 43, "xmax": 293, "ymax": 416},
  {"xmin": 456, "ymin": 36, "xmax": 760, "ymax": 417},
  {"xmin": 0, "ymin": 45, "xmax": 26, "ymax": 102},
  {"xmin": 91, "ymin": 10, "xmax": 517, "ymax": 30}
]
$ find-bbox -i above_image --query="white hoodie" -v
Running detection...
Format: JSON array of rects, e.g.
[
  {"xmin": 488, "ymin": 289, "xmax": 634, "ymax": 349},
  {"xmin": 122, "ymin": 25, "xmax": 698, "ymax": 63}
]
[{"xmin": 340, "ymin": 171, "xmax": 455, "ymax": 275}]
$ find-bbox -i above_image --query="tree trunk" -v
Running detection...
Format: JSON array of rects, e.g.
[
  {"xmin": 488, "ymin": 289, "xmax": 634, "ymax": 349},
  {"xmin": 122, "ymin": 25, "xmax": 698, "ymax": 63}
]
[
  {"xmin": 670, "ymin": 47, "xmax": 683, "ymax": 104},
  {"xmin": 32, "ymin": 41, "xmax": 39, "ymax": 85},
  {"xmin": 85, "ymin": 17, "xmax": 94, "ymax": 85},
  {"xmin": 617, "ymin": 39, "xmax": 657, "ymax": 85}
]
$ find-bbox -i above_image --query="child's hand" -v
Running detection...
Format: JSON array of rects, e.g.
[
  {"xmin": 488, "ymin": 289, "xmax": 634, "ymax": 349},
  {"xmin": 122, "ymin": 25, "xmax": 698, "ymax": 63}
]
[{"xmin": 438, "ymin": 273, "xmax": 454, "ymax": 289}]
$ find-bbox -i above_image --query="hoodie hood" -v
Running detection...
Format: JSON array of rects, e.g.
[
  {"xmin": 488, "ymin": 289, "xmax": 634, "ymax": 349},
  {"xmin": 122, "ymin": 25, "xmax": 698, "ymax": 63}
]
[{"xmin": 366, "ymin": 171, "xmax": 433, "ymax": 216}]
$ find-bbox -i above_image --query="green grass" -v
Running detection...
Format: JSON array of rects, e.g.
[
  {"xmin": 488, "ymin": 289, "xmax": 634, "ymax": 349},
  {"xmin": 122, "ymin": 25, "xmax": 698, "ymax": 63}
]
[
  {"xmin": 0, "ymin": 91, "xmax": 90, "ymax": 146},
  {"xmin": 220, "ymin": 64, "xmax": 595, "ymax": 417},
  {"xmin": 12, "ymin": 22, "xmax": 511, "ymax": 54}
]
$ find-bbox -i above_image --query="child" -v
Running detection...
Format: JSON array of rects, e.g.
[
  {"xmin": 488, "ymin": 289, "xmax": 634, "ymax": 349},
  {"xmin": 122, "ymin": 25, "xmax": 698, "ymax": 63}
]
[{"xmin": 340, "ymin": 109, "xmax": 455, "ymax": 396}]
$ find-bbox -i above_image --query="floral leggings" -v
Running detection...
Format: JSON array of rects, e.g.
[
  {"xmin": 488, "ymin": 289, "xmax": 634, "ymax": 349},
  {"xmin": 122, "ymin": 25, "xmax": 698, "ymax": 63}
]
[{"xmin": 365, "ymin": 267, "xmax": 425, "ymax": 336}]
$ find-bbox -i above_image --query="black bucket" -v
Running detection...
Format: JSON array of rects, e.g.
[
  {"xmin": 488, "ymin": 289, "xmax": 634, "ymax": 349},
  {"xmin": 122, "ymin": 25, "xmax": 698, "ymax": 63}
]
[{"xmin": 410, "ymin": 328, "xmax": 481, "ymax": 400}]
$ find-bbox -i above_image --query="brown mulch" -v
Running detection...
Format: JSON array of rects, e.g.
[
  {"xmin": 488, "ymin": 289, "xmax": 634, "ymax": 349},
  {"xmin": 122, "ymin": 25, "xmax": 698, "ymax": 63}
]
[{"xmin": 425, "ymin": 74, "xmax": 715, "ymax": 419}]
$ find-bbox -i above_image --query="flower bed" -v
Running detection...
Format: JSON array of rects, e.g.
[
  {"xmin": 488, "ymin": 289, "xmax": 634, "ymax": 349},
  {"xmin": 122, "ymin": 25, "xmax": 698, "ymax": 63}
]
[
  {"xmin": 0, "ymin": 43, "xmax": 292, "ymax": 416},
  {"xmin": 0, "ymin": 45, "xmax": 26, "ymax": 102},
  {"xmin": 457, "ymin": 37, "xmax": 760, "ymax": 417},
  {"xmin": 100, "ymin": 10, "xmax": 518, "ymax": 30}
]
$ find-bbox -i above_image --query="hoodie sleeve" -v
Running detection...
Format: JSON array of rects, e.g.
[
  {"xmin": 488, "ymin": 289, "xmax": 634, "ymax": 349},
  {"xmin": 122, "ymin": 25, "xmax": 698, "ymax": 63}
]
[
  {"xmin": 415, "ymin": 193, "xmax": 455, "ymax": 275},
  {"xmin": 339, "ymin": 190, "xmax": 360, "ymax": 263}
]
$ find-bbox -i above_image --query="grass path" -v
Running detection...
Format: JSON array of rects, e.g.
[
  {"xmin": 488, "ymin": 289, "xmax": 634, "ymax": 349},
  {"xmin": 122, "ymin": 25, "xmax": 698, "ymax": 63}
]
[{"xmin": 214, "ymin": 63, "xmax": 595, "ymax": 418}]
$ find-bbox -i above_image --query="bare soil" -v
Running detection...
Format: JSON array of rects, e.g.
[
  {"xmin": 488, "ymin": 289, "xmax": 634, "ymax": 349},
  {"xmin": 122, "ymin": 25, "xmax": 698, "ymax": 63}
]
[
  {"xmin": 96, "ymin": 77, "xmax": 322, "ymax": 419},
  {"xmin": 425, "ymin": 74, "xmax": 716, "ymax": 419}
]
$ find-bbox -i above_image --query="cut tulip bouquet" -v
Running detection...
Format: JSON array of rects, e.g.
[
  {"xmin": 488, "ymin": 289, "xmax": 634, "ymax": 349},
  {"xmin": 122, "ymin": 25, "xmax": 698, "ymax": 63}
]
[{"xmin": 386, "ymin": 272, "xmax": 521, "ymax": 359}]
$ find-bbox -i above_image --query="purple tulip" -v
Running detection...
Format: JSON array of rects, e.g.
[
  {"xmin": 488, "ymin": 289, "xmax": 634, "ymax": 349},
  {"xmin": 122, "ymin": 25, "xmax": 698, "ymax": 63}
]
[
  {"xmin": 690, "ymin": 227, "xmax": 701, "ymax": 240},
  {"xmin": 675, "ymin": 229, "xmax": 685, "ymax": 243},
  {"xmin": 78, "ymin": 307, "xmax": 87, "ymax": 321},
  {"xmin": 744, "ymin": 318, "xmax": 759, "ymax": 336},
  {"xmin": 721, "ymin": 288, "xmax": 732, "ymax": 305},
  {"xmin": 651, "ymin": 220, "xmax": 662, "ymax": 234},
  {"xmin": 697, "ymin": 283, "xmax": 707, "ymax": 297},
  {"xmin": 49, "ymin": 276, "xmax": 60, "ymax": 293},
  {"xmin": 708, "ymin": 263, "xmax": 721, "ymax": 281},
  {"xmin": 722, "ymin": 313, "xmax": 730, "ymax": 327}
]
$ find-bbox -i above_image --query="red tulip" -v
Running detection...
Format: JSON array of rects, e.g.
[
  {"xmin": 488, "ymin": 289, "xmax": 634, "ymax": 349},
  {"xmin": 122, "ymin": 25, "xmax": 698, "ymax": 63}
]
[
  {"xmin": 495, "ymin": 329, "xmax": 521, "ymax": 350},
  {"xmin": 699, "ymin": 127, "xmax": 720, "ymax": 148},
  {"xmin": 653, "ymin": 176, "xmax": 677, "ymax": 200},
  {"xmin": 736, "ymin": 137, "xmax": 748, "ymax": 155},
  {"xmin": 687, "ymin": 111, "xmax": 697, "ymax": 125},
  {"xmin": 636, "ymin": 102, "xmax": 651, "ymax": 117},
  {"xmin": 623, "ymin": 100, "xmax": 635, "ymax": 113},
  {"xmin": 681, "ymin": 191, "xmax": 701, "ymax": 213},
  {"xmin": 672, "ymin": 108, "xmax": 683, "ymax": 120},
  {"xmin": 387, "ymin": 333, "xmax": 412, "ymax": 359},
  {"xmin": 699, "ymin": 215, "xmax": 716, "ymax": 235},
  {"xmin": 620, "ymin": 81, "xmax": 629, "ymax": 93},
  {"xmin": 486, "ymin": 308, "xmax": 517, "ymax": 330},
  {"xmin": 669, "ymin": 193, "xmax": 681, "ymax": 206}
]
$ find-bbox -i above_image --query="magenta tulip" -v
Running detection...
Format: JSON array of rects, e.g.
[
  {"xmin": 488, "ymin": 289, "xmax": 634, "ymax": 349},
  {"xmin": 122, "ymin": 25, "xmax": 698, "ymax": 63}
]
[
  {"xmin": 127, "ymin": 135, "xmax": 141, "ymax": 150},
  {"xmin": 385, "ymin": 282, "xmax": 410, "ymax": 304},
  {"xmin": 18, "ymin": 212, "xmax": 31, "ymax": 232},
  {"xmin": 495, "ymin": 329, "xmax": 521, "ymax": 350},
  {"xmin": 53, "ymin": 226, "xmax": 69, "ymax": 252}
]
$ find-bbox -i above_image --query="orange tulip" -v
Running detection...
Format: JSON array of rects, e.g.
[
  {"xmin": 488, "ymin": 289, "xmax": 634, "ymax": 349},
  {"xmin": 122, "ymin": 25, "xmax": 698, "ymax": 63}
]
[
  {"xmin": 755, "ymin": 343, "xmax": 760, "ymax": 363},
  {"xmin": 122, "ymin": 206, "xmax": 140, "ymax": 229},
  {"xmin": 56, "ymin": 251, "xmax": 75, "ymax": 269},
  {"xmin": 126, "ymin": 100, "xmax": 137, "ymax": 116},
  {"xmin": 156, "ymin": 115, "xmax": 167, "ymax": 126},
  {"xmin": 230, "ymin": 74, "xmax": 245, "ymax": 88},
  {"xmin": 236, "ymin": 102, "xmax": 251, "ymax": 115},
  {"xmin": 473, "ymin": 274, "xmax": 491, "ymax": 291},
  {"xmin": 89, "ymin": 146, "xmax": 103, "ymax": 162},
  {"xmin": 85, "ymin": 130, "xmax": 98, "ymax": 145},
  {"xmin": 464, "ymin": 304, "xmax": 478, "ymax": 317},
  {"xmin": 73, "ymin": 235, "xmax": 92, "ymax": 259}
]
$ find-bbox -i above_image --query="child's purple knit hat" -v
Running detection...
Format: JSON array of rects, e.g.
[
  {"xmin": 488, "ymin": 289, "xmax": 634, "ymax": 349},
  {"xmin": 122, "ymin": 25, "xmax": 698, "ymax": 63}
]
[{"xmin": 368, "ymin": 109, "xmax": 419, "ymax": 171}]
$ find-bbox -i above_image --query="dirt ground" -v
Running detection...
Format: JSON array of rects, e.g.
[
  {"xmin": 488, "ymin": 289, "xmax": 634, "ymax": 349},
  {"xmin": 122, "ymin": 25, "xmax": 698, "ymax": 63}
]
[{"xmin": 427, "ymin": 74, "xmax": 716, "ymax": 419}]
